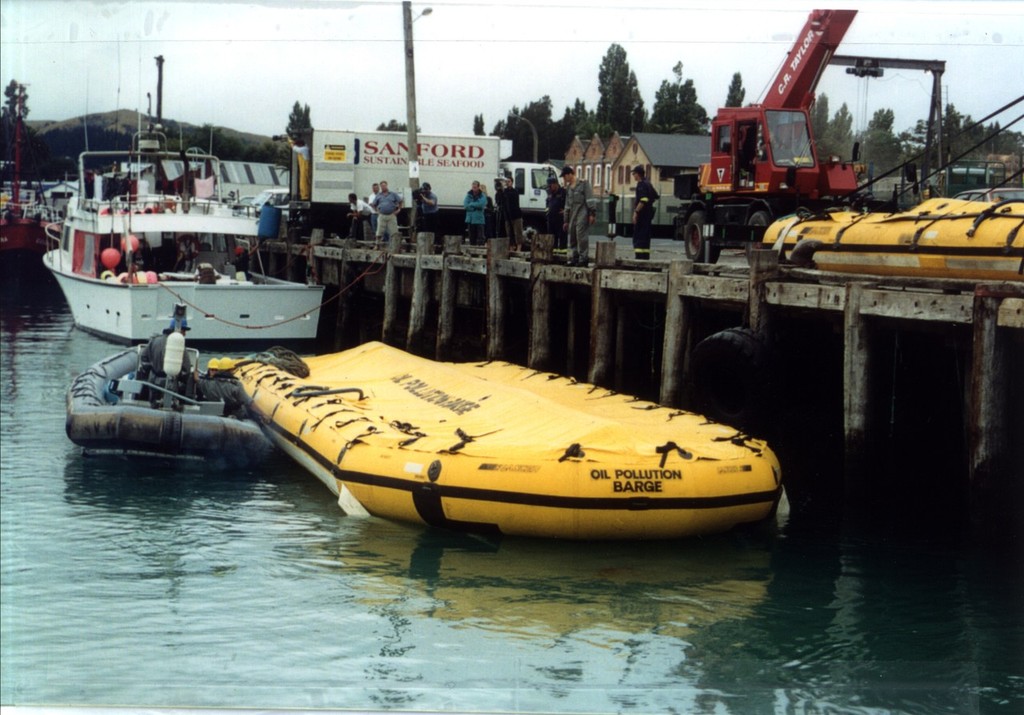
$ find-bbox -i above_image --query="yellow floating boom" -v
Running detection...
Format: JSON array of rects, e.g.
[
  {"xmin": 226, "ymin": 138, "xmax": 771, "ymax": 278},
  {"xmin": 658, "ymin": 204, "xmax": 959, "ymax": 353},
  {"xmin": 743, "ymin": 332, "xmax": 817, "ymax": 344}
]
[{"xmin": 764, "ymin": 197, "xmax": 1024, "ymax": 280}]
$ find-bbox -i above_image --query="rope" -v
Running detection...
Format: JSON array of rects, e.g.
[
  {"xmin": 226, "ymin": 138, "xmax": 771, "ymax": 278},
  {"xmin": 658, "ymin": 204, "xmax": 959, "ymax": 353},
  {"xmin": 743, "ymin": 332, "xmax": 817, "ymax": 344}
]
[
  {"xmin": 153, "ymin": 243, "xmax": 390, "ymax": 331},
  {"xmin": 233, "ymin": 346, "xmax": 311, "ymax": 378}
]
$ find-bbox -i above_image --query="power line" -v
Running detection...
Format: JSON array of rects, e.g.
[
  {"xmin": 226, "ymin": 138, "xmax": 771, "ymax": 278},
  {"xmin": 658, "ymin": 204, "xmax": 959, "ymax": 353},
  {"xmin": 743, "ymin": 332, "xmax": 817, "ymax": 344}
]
[{"xmin": 8, "ymin": 37, "xmax": 1019, "ymax": 47}]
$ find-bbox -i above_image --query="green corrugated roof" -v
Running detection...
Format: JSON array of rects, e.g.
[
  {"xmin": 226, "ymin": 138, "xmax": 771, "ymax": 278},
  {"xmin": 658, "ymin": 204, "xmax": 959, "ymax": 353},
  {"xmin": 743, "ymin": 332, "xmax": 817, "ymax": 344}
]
[{"xmin": 629, "ymin": 133, "xmax": 710, "ymax": 168}]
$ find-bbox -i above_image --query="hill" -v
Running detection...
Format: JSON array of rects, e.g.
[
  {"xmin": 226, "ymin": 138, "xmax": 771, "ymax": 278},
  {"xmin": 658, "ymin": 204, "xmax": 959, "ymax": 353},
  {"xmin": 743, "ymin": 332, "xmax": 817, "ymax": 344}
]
[{"xmin": 24, "ymin": 110, "xmax": 279, "ymax": 166}]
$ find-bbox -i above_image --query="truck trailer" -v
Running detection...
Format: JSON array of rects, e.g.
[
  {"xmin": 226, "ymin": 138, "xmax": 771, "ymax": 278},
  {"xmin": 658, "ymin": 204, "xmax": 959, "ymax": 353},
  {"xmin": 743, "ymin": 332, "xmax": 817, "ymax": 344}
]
[{"xmin": 287, "ymin": 129, "xmax": 554, "ymax": 240}]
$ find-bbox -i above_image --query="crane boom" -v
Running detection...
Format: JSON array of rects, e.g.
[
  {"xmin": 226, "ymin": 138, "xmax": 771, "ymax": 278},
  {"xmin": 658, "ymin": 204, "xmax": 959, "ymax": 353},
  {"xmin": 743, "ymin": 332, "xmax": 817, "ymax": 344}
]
[{"xmin": 766, "ymin": 9, "xmax": 857, "ymax": 110}]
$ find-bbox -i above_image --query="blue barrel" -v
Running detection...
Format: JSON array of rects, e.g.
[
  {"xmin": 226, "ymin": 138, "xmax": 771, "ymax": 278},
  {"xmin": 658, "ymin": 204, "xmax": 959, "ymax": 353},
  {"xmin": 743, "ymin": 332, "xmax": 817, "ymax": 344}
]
[{"xmin": 258, "ymin": 205, "xmax": 282, "ymax": 238}]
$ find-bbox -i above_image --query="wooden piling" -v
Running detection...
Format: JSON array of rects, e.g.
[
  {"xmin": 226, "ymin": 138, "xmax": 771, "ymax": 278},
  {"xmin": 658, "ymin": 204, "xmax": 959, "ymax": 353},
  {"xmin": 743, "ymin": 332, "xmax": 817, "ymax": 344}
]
[
  {"xmin": 660, "ymin": 260, "xmax": 694, "ymax": 407},
  {"xmin": 285, "ymin": 229, "xmax": 300, "ymax": 283},
  {"xmin": 381, "ymin": 232, "xmax": 404, "ymax": 346},
  {"xmin": 528, "ymin": 234, "xmax": 554, "ymax": 371},
  {"xmin": 435, "ymin": 235, "xmax": 463, "ymax": 361},
  {"xmin": 406, "ymin": 232, "xmax": 434, "ymax": 354},
  {"xmin": 486, "ymin": 237, "xmax": 510, "ymax": 360},
  {"xmin": 968, "ymin": 289, "xmax": 1010, "ymax": 525},
  {"xmin": 588, "ymin": 242, "xmax": 618, "ymax": 385},
  {"xmin": 842, "ymin": 280, "xmax": 873, "ymax": 503},
  {"xmin": 747, "ymin": 246, "xmax": 778, "ymax": 334},
  {"xmin": 333, "ymin": 238, "xmax": 356, "ymax": 351}
]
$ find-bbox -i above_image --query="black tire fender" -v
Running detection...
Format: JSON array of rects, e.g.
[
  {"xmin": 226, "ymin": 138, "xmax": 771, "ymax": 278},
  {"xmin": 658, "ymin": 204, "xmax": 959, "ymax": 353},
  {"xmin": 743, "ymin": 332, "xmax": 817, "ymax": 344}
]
[{"xmin": 690, "ymin": 327, "xmax": 772, "ymax": 432}]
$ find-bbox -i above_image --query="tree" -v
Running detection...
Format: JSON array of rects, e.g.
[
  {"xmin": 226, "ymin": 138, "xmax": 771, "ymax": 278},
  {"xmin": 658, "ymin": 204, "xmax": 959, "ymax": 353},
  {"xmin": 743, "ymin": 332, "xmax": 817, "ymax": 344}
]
[
  {"xmin": 898, "ymin": 103, "xmax": 981, "ymax": 175},
  {"xmin": 493, "ymin": 97, "xmax": 556, "ymax": 162},
  {"xmin": 473, "ymin": 114, "xmax": 485, "ymax": 136},
  {"xmin": 829, "ymin": 103, "xmax": 855, "ymax": 157},
  {"xmin": 812, "ymin": 98, "xmax": 854, "ymax": 160},
  {"xmin": 551, "ymin": 99, "xmax": 604, "ymax": 150},
  {"xmin": 810, "ymin": 94, "xmax": 831, "ymax": 148},
  {"xmin": 980, "ymin": 122, "xmax": 1024, "ymax": 158},
  {"xmin": 3, "ymin": 80, "xmax": 28, "ymax": 121},
  {"xmin": 0, "ymin": 80, "xmax": 55, "ymax": 180},
  {"xmin": 286, "ymin": 101, "xmax": 311, "ymax": 139},
  {"xmin": 898, "ymin": 120, "xmax": 929, "ymax": 168},
  {"xmin": 941, "ymin": 103, "xmax": 995, "ymax": 166},
  {"xmin": 376, "ymin": 119, "xmax": 408, "ymax": 131},
  {"xmin": 860, "ymin": 108, "xmax": 902, "ymax": 175},
  {"xmin": 596, "ymin": 44, "xmax": 646, "ymax": 134},
  {"xmin": 648, "ymin": 62, "xmax": 709, "ymax": 134},
  {"xmin": 725, "ymin": 73, "xmax": 745, "ymax": 108},
  {"xmin": 567, "ymin": 99, "xmax": 594, "ymax": 134},
  {"xmin": 551, "ymin": 103, "xmax": 586, "ymax": 159}
]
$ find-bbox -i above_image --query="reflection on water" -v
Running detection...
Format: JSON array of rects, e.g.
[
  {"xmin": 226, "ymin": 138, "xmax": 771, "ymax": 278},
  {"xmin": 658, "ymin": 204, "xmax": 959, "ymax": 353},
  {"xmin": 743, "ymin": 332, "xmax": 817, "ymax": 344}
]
[
  {"xmin": 329, "ymin": 520, "xmax": 771, "ymax": 641},
  {"xmin": 3, "ymin": 275, "xmax": 1023, "ymax": 714}
]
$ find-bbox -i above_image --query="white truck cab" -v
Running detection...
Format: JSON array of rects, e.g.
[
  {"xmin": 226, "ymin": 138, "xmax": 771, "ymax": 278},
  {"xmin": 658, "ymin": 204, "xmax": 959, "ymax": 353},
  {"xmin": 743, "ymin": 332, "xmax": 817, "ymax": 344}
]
[{"xmin": 499, "ymin": 161, "xmax": 560, "ymax": 229}]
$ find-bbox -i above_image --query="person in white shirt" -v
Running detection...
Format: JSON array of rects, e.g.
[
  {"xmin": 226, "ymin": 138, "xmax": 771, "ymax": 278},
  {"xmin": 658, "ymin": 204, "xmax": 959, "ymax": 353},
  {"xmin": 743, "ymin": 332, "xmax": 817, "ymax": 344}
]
[
  {"xmin": 367, "ymin": 182, "xmax": 380, "ymax": 234},
  {"xmin": 347, "ymin": 193, "xmax": 373, "ymax": 240}
]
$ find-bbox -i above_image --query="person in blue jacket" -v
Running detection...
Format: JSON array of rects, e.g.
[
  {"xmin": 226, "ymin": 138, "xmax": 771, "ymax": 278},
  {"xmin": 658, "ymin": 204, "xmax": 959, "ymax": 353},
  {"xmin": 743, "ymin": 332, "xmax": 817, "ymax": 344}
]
[{"xmin": 463, "ymin": 181, "xmax": 487, "ymax": 246}]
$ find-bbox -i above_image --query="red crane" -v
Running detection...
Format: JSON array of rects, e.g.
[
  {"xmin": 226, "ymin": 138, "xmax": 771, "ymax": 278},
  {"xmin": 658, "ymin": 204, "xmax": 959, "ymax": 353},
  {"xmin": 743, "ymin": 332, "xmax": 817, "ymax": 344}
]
[
  {"xmin": 766, "ymin": 9, "xmax": 858, "ymax": 110},
  {"xmin": 677, "ymin": 9, "xmax": 861, "ymax": 262}
]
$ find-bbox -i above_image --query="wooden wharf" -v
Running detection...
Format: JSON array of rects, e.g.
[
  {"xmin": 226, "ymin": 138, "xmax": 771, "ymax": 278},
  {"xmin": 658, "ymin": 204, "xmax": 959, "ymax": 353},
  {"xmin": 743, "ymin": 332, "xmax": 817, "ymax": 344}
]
[{"xmin": 259, "ymin": 231, "xmax": 1023, "ymax": 533}]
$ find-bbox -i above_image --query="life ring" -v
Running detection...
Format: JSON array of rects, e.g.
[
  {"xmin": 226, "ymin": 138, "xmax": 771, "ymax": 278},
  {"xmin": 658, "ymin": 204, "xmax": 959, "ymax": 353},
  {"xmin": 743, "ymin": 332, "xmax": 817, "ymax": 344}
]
[
  {"xmin": 689, "ymin": 327, "xmax": 773, "ymax": 434},
  {"xmin": 176, "ymin": 234, "xmax": 200, "ymax": 261},
  {"xmin": 100, "ymin": 270, "xmax": 115, "ymax": 282}
]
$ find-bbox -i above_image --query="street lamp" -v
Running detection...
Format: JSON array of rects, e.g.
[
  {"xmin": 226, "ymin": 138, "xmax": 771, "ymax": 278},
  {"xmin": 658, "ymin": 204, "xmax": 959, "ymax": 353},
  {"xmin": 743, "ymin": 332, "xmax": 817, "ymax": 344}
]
[{"xmin": 404, "ymin": 3, "xmax": 432, "ymax": 240}]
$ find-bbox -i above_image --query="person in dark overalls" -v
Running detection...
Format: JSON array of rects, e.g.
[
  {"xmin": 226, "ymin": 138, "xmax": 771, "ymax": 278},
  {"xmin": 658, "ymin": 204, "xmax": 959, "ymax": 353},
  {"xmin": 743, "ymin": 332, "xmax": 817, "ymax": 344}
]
[
  {"xmin": 198, "ymin": 358, "xmax": 254, "ymax": 419},
  {"xmin": 631, "ymin": 166, "xmax": 658, "ymax": 260},
  {"xmin": 545, "ymin": 176, "xmax": 567, "ymax": 259}
]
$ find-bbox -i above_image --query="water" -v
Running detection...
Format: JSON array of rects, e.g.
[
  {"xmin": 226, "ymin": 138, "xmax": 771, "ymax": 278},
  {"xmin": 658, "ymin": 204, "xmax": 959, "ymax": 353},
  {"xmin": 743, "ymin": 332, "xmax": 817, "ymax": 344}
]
[{"xmin": 2, "ymin": 273, "xmax": 1022, "ymax": 714}]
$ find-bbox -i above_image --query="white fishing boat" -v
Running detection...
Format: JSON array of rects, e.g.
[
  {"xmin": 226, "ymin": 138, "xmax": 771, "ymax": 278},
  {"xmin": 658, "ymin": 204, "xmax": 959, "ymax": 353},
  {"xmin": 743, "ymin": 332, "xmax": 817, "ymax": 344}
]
[{"xmin": 43, "ymin": 126, "xmax": 323, "ymax": 344}]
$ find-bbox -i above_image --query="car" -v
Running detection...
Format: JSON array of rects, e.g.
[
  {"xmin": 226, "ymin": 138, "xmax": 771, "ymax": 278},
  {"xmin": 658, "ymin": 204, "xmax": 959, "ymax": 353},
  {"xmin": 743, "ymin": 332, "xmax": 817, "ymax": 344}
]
[
  {"xmin": 953, "ymin": 187, "xmax": 1024, "ymax": 202},
  {"xmin": 231, "ymin": 195, "xmax": 256, "ymax": 210},
  {"xmin": 252, "ymin": 188, "xmax": 290, "ymax": 216}
]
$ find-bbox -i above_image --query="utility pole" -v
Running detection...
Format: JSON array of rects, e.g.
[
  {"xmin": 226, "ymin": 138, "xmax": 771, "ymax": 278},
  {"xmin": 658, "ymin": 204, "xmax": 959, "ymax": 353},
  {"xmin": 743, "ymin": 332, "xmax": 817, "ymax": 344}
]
[
  {"xmin": 154, "ymin": 55, "xmax": 164, "ymax": 125},
  {"xmin": 403, "ymin": 2, "xmax": 420, "ymax": 240}
]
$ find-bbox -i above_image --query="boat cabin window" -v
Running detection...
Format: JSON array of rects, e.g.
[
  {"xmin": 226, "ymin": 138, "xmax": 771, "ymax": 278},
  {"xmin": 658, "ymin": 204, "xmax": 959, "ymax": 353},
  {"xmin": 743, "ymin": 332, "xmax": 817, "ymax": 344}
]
[
  {"xmin": 196, "ymin": 233, "xmax": 229, "ymax": 253},
  {"xmin": 73, "ymin": 232, "xmax": 97, "ymax": 276}
]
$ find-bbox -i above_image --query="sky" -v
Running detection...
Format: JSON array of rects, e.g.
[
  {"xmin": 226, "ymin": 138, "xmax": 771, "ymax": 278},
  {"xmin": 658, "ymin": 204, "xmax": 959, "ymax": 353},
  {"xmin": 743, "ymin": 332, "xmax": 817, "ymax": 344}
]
[{"xmin": 2, "ymin": 0, "xmax": 1023, "ymax": 147}]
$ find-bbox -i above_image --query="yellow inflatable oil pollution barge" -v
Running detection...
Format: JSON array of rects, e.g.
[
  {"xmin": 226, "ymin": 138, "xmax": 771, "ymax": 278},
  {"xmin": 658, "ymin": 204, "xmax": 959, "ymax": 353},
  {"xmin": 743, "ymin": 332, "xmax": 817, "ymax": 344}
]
[
  {"xmin": 233, "ymin": 342, "xmax": 783, "ymax": 540},
  {"xmin": 764, "ymin": 197, "xmax": 1024, "ymax": 280}
]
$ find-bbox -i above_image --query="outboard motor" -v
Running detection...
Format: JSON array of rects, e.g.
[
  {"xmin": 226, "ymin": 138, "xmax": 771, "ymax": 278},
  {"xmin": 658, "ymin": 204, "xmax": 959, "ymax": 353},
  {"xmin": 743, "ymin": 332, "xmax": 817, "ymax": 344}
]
[{"xmin": 168, "ymin": 302, "xmax": 189, "ymax": 333}]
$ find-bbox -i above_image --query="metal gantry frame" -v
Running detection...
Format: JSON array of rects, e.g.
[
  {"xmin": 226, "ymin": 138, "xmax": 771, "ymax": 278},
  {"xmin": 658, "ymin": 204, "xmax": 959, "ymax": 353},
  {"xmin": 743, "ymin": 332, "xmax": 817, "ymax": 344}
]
[{"xmin": 831, "ymin": 55, "xmax": 946, "ymax": 189}]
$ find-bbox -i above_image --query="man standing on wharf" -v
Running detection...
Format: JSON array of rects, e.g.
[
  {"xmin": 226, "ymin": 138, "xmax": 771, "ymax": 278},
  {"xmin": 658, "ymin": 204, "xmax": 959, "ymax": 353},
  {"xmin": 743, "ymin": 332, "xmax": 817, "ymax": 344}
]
[
  {"xmin": 499, "ymin": 176, "xmax": 525, "ymax": 251},
  {"xmin": 371, "ymin": 180, "xmax": 403, "ymax": 244},
  {"xmin": 561, "ymin": 165, "xmax": 595, "ymax": 267},
  {"xmin": 631, "ymin": 166, "xmax": 657, "ymax": 260},
  {"xmin": 463, "ymin": 180, "xmax": 487, "ymax": 246}
]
